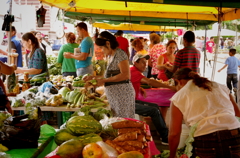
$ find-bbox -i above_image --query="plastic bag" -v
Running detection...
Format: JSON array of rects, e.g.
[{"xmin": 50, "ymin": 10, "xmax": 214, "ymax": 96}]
[
  {"xmin": 96, "ymin": 141, "xmax": 118, "ymax": 158},
  {"xmin": 39, "ymin": 124, "xmax": 56, "ymax": 143},
  {"xmin": 0, "ymin": 152, "xmax": 10, "ymax": 158}
]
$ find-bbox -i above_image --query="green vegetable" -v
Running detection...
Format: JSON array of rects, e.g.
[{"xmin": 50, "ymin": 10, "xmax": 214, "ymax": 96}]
[
  {"xmin": 7, "ymin": 73, "xmax": 16, "ymax": 93},
  {"xmin": 58, "ymin": 87, "xmax": 71, "ymax": 102},
  {"xmin": 30, "ymin": 77, "xmax": 46, "ymax": 83},
  {"xmin": 0, "ymin": 111, "xmax": 11, "ymax": 129},
  {"xmin": 93, "ymin": 108, "xmax": 113, "ymax": 121},
  {"xmin": 31, "ymin": 72, "xmax": 48, "ymax": 78},
  {"xmin": 89, "ymin": 79, "xmax": 97, "ymax": 85},
  {"xmin": 72, "ymin": 80, "xmax": 85, "ymax": 87},
  {"xmin": 68, "ymin": 89, "xmax": 80, "ymax": 103},
  {"xmin": 66, "ymin": 116, "xmax": 102, "ymax": 136}
]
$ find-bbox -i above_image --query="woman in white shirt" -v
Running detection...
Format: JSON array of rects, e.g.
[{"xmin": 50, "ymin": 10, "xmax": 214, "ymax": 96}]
[{"xmin": 169, "ymin": 68, "xmax": 240, "ymax": 158}]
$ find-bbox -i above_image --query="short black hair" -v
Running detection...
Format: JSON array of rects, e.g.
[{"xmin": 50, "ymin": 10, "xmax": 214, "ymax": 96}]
[
  {"xmin": 11, "ymin": 26, "xmax": 16, "ymax": 32},
  {"xmin": 116, "ymin": 30, "xmax": 123, "ymax": 36},
  {"xmin": 183, "ymin": 31, "xmax": 195, "ymax": 43},
  {"xmin": 229, "ymin": 48, "xmax": 236, "ymax": 55},
  {"xmin": 210, "ymin": 37, "xmax": 214, "ymax": 39},
  {"xmin": 76, "ymin": 22, "xmax": 88, "ymax": 32}
]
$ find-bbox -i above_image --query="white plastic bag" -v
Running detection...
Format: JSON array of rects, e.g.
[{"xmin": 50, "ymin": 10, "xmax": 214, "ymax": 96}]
[{"xmin": 96, "ymin": 141, "xmax": 118, "ymax": 158}]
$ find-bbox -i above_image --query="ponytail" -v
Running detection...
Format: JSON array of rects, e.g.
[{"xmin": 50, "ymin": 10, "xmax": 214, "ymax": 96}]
[{"xmin": 174, "ymin": 68, "xmax": 212, "ymax": 91}]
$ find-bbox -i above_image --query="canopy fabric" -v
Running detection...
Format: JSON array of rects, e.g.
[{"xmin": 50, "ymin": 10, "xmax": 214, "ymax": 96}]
[
  {"xmin": 65, "ymin": 12, "xmax": 215, "ymax": 27},
  {"xmin": 111, "ymin": 0, "xmax": 240, "ymax": 8},
  {"xmin": 93, "ymin": 23, "xmax": 183, "ymax": 31},
  {"xmin": 40, "ymin": 0, "xmax": 239, "ymax": 21}
]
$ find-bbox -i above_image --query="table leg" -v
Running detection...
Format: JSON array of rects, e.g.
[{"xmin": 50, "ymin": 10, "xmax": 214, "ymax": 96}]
[{"xmin": 57, "ymin": 112, "xmax": 63, "ymax": 129}]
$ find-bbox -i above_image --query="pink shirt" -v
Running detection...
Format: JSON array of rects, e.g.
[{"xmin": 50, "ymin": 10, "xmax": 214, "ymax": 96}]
[
  {"xmin": 149, "ymin": 44, "xmax": 166, "ymax": 75},
  {"xmin": 206, "ymin": 41, "xmax": 215, "ymax": 53}
]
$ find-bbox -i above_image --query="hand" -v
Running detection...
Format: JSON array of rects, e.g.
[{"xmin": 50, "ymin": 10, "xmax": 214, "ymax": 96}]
[
  {"xmin": 140, "ymin": 87, "xmax": 147, "ymax": 98},
  {"xmin": 169, "ymin": 86, "xmax": 177, "ymax": 92},
  {"xmin": 15, "ymin": 67, "xmax": 22, "ymax": 74},
  {"xmin": 96, "ymin": 78, "xmax": 105, "ymax": 86},
  {"xmin": 218, "ymin": 69, "xmax": 221, "ymax": 72},
  {"xmin": 63, "ymin": 52, "xmax": 72, "ymax": 59},
  {"xmin": 158, "ymin": 65, "xmax": 166, "ymax": 70},
  {"xmin": 82, "ymin": 75, "xmax": 94, "ymax": 82},
  {"xmin": 10, "ymin": 64, "xmax": 17, "ymax": 71}
]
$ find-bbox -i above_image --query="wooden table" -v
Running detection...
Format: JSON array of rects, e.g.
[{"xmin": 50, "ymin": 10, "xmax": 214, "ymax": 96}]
[{"xmin": 12, "ymin": 105, "xmax": 80, "ymax": 128}]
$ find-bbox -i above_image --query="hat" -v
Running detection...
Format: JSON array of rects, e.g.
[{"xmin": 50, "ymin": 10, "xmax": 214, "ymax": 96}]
[{"xmin": 132, "ymin": 54, "xmax": 150, "ymax": 63}]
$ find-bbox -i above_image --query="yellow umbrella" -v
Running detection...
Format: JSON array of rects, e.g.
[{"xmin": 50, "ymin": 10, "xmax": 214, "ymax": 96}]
[{"xmin": 93, "ymin": 23, "xmax": 183, "ymax": 32}]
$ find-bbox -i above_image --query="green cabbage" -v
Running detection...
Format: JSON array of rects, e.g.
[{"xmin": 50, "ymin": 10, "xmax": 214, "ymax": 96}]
[{"xmin": 58, "ymin": 87, "xmax": 71, "ymax": 102}]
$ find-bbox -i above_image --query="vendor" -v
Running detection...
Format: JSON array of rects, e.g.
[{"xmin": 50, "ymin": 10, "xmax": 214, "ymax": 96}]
[
  {"xmin": 15, "ymin": 32, "xmax": 48, "ymax": 77},
  {"xmin": 84, "ymin": 31, "xmax": 135, "ymax": 118},
  {"xmin": 168, "ymin": 68, "xmax": 240, "ymax": 158},
  {"xmin": 0, "ymin": 61, "xmax": 16, "ymax": 115}
]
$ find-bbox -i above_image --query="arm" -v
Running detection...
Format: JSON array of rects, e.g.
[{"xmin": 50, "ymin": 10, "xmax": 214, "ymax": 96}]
[
  {"xmin": 218, "ymin": 64, "xmax": 227, "ymax": 72},
  {"xmin": 96, "ymin": 60, "xmax": 130, "ymax": 86},
  {"xmin": 0, "ymin": 61, "xmax": 16, "ymax": 75},
  {"xmin": 141, "ymin": 77, "xmax": 176, "ymax": 91},
  {"xmin": 229, "ymin": 94, "xmax": 240, "ymax": 117},
  {"xmin": 0, "ymin": 49, "xmax": 8, "ymax": 55},
  {"xmin": 15, "ymin": 67, "xmax": 42, "ymax": 75},
  {"xmin": 64, "ymin": 52, "xmax": 89, "ymax": 61},
  {"xmin": 156, "ymin": 55, "xmax": 165, "ymax": 70},
  {"xmin": 126, "ymin": 48, "xmax": 130, "ymax": 59},
  {"xmin": 169, "ymin": 103, "xmax": 183, "ymax": 158}
]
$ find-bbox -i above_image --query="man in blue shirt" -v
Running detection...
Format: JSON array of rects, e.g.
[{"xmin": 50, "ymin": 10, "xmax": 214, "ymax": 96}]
[
  {"xmin": 0, "ymin": 26, "xmax": 22, "ymax": 67},
  {"xmin": 218, "ymin": 49, "xmax": 240, "ymax": 93},
  {"xmin": 64, "ymin": 22, "xmax": 94, "ymax": 76}
]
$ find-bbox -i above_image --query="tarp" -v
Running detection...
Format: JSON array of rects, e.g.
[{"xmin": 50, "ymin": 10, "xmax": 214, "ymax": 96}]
[
  {"xmin": 40, "ymin": 0, "xmax": 239, "ymax": 21},
  {"xmin": 93, "ymin": 23, "xmax": 183, "ymax": 32},
  {"xmin": 65, "ymin": 11, "xmax": 215, "ymax": 27}
]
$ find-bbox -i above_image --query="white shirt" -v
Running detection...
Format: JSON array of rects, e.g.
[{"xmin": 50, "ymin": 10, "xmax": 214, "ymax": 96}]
[{"xmin": 170, "ymin": 80, "xmax": 240, "ymax": 137}]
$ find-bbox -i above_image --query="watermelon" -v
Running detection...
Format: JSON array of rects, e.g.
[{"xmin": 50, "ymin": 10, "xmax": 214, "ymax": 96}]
[
  {"xmin": 54, "ymin": 128, "xmax": 77, "ymax": 146},
  {"xmin": 66, "ymin": 116, "xmax": 102, "ymax": 136}
]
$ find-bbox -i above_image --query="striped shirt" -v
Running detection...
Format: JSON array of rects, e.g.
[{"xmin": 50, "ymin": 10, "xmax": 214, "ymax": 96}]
[{"xmin": 174, "ymin": 46, "xmax": 200, "ymax": 72}]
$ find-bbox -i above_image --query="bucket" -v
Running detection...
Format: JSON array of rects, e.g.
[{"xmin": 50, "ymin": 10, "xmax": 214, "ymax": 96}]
[{"xmin": 178, "ymin": 124, "xmax": 190, "ymax": 148}]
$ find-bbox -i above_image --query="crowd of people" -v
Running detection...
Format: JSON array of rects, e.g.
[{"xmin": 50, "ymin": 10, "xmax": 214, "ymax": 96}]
[{"xmin": 0, "ymin": 22, "xmax": 240, "ymax": 157}]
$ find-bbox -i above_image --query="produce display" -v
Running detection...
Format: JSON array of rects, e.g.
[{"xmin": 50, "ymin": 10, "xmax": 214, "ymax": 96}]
[
  {"xmin": 47, "ymin": 55, "xmax": 62, "ymax": 75},
  {"xmin": 30, "ymin": 72, "xmax": 48, "ymax": 86}
]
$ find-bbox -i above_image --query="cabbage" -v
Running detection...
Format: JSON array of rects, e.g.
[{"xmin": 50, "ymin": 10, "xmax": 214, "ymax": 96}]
[{"xmin": 58, "ymin": 87, "xmax": 71, "ymax": 102}]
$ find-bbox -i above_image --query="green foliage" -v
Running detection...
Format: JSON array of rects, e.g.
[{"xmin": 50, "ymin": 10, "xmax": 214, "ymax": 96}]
[{"xmin": 235, "ymin": 45, "xmax": 240, "ymax": 54}]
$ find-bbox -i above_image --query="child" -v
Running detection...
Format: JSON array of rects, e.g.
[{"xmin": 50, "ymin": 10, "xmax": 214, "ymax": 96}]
[{"xmin": 218, "ymin": 49, "xmax": 240, "ymax": 94}]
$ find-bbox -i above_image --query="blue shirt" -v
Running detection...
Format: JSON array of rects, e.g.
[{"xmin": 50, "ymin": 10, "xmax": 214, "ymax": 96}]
[
  {"xmin": 75, "ymin": 36, "xmax": 94, "ymax": 69},
  {"xmin": 11, "ymin": 36, "xmax": 22, "ymax": 67},
  {"xmin": 225, "ymin": 56, "xmax": 240, "ymax": 74}
]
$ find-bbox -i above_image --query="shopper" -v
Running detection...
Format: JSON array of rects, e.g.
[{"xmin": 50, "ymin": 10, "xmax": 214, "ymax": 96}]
[
  {"xmin": 34, "ymin": 31, "xmax": 46, "ymax": 53},
  {"xmin": 0, "ymin": 61, "xmax": 16, "ymax": 115},
  {"xmin": 57, "ymin": 32, "xmax": 78, "ymax": 77},
  {"xmin": 157, "ymin": 40, "xmax": 177, "ymax": 81},
  {"xmin": 148, "ymin": 33, "xmax": 166, "ymax": 79},
  {"xmin": 115, "ymin": 30, "xmax": 130, "ymax": 58},
  {"xmin": 85, "ymin": 31, "xmax": 135, "ymax": 118},
  {"xmin": 64, "ymin": 22, "xmax": 94, "ymax": 76},
  {"xmin": 206, "ymin": 37, "xmax": 215, "ymax": 66},
  {"xmin": 15, "ymin": 32, "xmax": 48, "ymax": 77},
  {"xmin": 218, "ymin": 48, "xmax": 240, "ymax": 94},
  {"xmin": 131, "ymin": 54, "xmax": 176, "ymax": 145},
  {"xmin": 168, "ymin": 68, "xmax": 240, "ymax": 158},
  {"xmin": 159, "ymin": 31, "xmax": 200, "ymax": 73}
]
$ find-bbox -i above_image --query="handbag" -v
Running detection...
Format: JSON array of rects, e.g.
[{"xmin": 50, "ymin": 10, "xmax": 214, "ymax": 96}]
[{"xmin": 0, "ymin": 107, "xmax": 42, "ymax": 149}]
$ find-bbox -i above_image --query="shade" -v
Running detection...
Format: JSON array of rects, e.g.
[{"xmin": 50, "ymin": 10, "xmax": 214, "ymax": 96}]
[
  {"xmin": 40, "ymin": 0, "xmax": 239, "ymax": 21},
  {"xmin": 93, "ymin": 23, "xmax": 183, "ymax": 32}
]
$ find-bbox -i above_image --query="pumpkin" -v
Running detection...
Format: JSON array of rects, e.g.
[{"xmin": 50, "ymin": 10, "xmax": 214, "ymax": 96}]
[
  {"xmin": 66, "ymin": 116, "xmax": 102, "ymax": 136},
  {"xmin": 82, "ymin": 143, "xmax": 103, "ymax": 158},
  {"xmin": 117, "ymin": 151, "xmax": 144, "ymax": 158}
]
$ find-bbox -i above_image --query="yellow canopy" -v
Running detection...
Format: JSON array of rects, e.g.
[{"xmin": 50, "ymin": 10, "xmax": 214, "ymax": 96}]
[
  {"xmin": 93, "ymin": 23, "xmax": 183, "ymax": 32},
  {"xmin": 41, "ymin": 0, "xmax": 239, "ymax": 21}
]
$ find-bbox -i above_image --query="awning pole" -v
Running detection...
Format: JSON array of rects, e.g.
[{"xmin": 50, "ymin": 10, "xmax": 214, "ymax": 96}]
[
  {"xmin": 211, "ymin": 6, "xmax": 222, "ymax": 81},
  {"xmin": 7, "ymin": 0, "xmax": 13, "ymax": 64},
  {"xmin": 203, "ymin": 25, "xmax": 207, "ymax": 77}
]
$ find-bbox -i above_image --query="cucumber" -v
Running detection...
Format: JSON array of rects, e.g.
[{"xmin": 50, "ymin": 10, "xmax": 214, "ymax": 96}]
[{"xmin": 31, "ymin": 72, "xmax": 48, "ymax": 79}]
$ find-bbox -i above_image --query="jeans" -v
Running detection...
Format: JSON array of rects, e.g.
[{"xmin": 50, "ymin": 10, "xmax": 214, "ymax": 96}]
[
  {"xmin": 191, "ymin": 128, "xmax": 240, "ymax": 158},
  {"xmin": 135, "ymin": 100, "xmax": 168, "ymax": 141},
  {"xmin": 62, "ymin": 72, "xmax": 77, "ymax": 77},
  {"xmin": 76, "ymin": 65, "xmax": 93, "ymax": 77},
  {"xmin": 227, "ymin": 74, "xmax": 238, "ymax": 92}
]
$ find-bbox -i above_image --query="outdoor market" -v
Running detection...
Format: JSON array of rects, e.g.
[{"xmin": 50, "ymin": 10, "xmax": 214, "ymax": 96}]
[{"xmin": 0, "ymin": 0, "xmax": 240, "ymax": 158}]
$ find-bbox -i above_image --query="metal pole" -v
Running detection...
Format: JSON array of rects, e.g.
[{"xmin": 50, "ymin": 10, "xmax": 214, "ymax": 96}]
[
  {"xmin": 236, "ymin": 24, "xmax": 238, "ymax": 48},
  {"xmin": 211, "ymin": 7, "xmax": 222, "ymax": 81},
  {"xmin": 203, "ymin": 26, "xmax": 207, "ymax": 77},
  {"xmin": 7, "ymin": 0, "xmax": 13, "ymax": 64}
]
